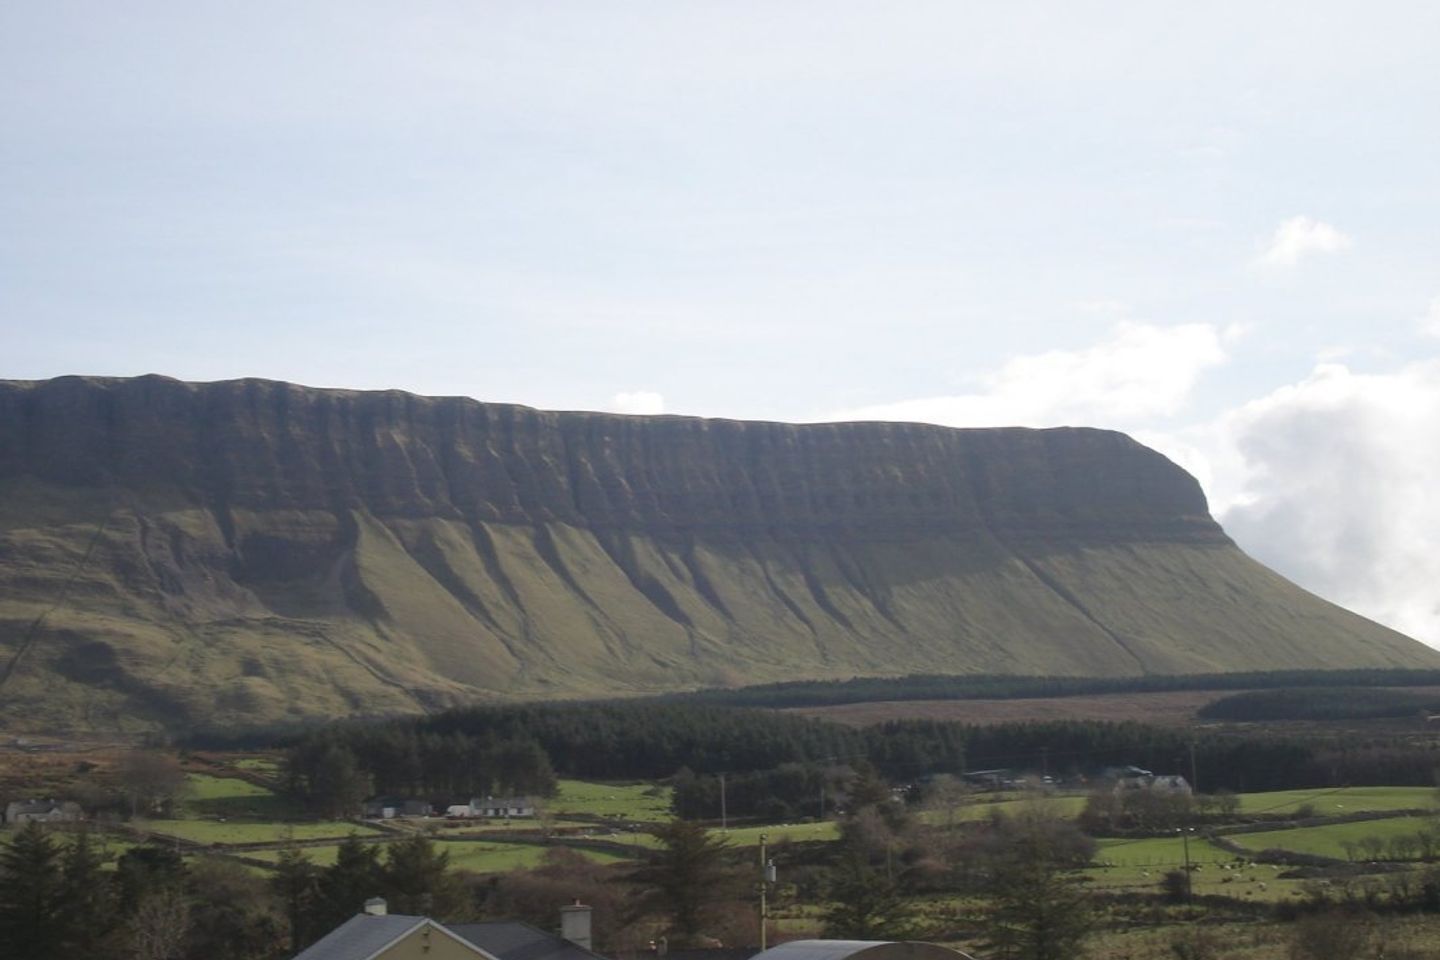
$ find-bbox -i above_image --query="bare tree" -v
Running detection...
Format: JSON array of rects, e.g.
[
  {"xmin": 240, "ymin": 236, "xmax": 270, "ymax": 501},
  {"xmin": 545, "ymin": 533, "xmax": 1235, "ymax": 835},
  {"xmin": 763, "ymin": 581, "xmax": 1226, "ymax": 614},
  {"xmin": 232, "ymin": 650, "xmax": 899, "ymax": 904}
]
[
  {"xmin": 129, "ymin": 890, "xmax": 190, "ymax": 960},
  {"xmin": 116, "ymin": 752, "xmax": 188, "ymax": 819}
]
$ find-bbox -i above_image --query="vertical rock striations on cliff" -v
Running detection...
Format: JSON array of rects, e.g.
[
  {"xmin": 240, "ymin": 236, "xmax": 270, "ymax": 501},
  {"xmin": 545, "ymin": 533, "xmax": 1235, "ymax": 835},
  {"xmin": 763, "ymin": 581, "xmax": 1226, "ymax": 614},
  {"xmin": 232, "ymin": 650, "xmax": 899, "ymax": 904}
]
[{"xmin": 0, "ymin": 375, "xmax": 1432, "ymax": 730}]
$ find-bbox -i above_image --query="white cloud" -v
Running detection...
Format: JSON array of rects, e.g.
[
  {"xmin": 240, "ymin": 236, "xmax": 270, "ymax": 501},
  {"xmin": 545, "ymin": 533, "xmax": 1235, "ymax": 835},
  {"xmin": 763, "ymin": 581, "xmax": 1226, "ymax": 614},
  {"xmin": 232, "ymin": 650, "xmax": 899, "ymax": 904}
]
[
  {"xmin": 1254, "ymin": 216, "xmax": 1353, "ymax": 268},
  {"xmin": 825, "ymin": 321, "xmax": 1226, "ymax": 429},
  {"xmin": 821, "ymin": 321, "xmax": 1440, "ymax": 649},
  {"xmin": 1147, "ymin": 360, "xmax": 1440, "ymax": 648},
  {"xmin": 610, "ymin": 391, "xmax": 666, "ymax": 415},
  {"xmin": 1419, "ymin": 297, "xmax": 1440, "ymax": 339}
]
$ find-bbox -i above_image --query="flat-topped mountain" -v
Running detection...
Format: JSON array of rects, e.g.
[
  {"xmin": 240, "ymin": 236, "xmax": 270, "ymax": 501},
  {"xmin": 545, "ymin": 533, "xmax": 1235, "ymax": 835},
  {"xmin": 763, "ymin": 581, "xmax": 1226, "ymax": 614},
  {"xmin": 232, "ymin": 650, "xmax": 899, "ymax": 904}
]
[{"xmin": 0, "ymin": 375, "xmax": 1433, "ymax": 731}]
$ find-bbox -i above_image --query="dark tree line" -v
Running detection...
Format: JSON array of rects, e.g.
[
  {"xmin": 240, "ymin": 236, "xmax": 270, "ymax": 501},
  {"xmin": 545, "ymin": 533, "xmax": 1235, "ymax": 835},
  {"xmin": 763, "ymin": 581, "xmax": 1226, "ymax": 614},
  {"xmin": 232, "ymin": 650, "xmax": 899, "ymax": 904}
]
[
  {"xmin": 286, "ymin": 702, "xmax": 1440, "ymax": 815},
  {"xmin": 0, "ymin": 823, "xmax": 283, "ymax": 960},
  {"xmin": 274, "ymin": 834, "xmax": 466, "ymax": 952},
  {"xmin": 284, "ymin": 726, "xmax": 557, "ymax": 815},
  {"xmin": 423, "ymin": 702, "xmax": 864, "ymax": 778},
  {"xmin": 0, "ymin": 823, "xmax": 470, "ymax": 960},
  {"xmin": 659, "ymin": 669, "xmax": 1440, "ymax": 709},
  {"xmin": 671, "ymin": 763, "xmax": 834, "ymax": 821},
  {"xmin": 1198, "ymin": 687, "xmax": 1440, "ymax": 722}
]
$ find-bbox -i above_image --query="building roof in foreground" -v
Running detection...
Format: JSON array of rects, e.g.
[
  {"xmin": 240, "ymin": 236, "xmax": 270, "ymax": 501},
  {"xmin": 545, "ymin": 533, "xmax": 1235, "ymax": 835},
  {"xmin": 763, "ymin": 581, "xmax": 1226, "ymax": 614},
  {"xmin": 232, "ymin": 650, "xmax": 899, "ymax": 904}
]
[
  {"xmin": 749, "ymin": 941, "xmax": 975, "ymax": 960},
  {"xmin": 449, "ymin": 922, "xmax": 606, "ymax": 960},
  {"xmin": 293, "ymin": 914, "xmax": 501, "ymax": 960}
]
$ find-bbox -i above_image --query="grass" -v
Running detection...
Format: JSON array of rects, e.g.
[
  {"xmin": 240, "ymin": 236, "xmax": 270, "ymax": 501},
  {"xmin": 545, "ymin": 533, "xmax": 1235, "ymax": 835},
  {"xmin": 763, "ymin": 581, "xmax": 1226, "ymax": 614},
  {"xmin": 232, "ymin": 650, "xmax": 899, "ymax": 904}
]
[
  {"xmin": 918, "ymin": 792, "xmax": 1090, "ymax": 826},
  {"xmin": 421, "ymin": 819, "xmax": 595, "ymax": 836},
  {"xmin": 246, "ymin": 839, "xmax": 626, "ymax": 872},
  {"xmin": 717, "ymin": 822, "xmax": 841, "ymax": 846},
  {"xmin": 1088, "ymin": 836, "xmax": 1303, "ymax": 901},
  {"xmin": 136, "ymin": 819, "xmax": 381, "ymax": 845},
  {"xmin": 229, "ymin": 757, "xmax": 282, "ymax": 774},
  {"xmin": 436, "ymin": 840, "xmax": 627, "ymax": 872},
  {"xmin": 185, "ymin": 773, "xmax": 272, "ymax": 801},
  {"xmin": 1227, "ymin": 816, "xmax": 1435, "ymax": 860},
  {"xmin": 181, "ymin": 772, "xmax": 297, "ymax": 820},
  {"xmin": 551, "ymin": 779, "xmax": 673, "ymax": 821},
  {"xmin": 1234, "ymin": 786, "xmax": 1437, "ymax": 816}
]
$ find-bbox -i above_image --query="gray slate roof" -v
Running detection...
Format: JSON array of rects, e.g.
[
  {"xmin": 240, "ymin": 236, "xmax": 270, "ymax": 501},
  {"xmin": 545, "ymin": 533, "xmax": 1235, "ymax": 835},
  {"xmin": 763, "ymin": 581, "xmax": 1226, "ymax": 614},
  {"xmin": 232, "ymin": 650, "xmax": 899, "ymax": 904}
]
[
  {"xmin": 750, "ymin": 942, "xmax": 973, "ymax": 960},
  {"xmin": 449, "ymin": 922, "xmax": 606, "ymax": 960},
  {"xmin": 292, "ymin": 915, "xmax": 429, "ymax": 960},
  {"xmin": 750, "ymin": 941, "xmax": 893, "ymax": 960}
]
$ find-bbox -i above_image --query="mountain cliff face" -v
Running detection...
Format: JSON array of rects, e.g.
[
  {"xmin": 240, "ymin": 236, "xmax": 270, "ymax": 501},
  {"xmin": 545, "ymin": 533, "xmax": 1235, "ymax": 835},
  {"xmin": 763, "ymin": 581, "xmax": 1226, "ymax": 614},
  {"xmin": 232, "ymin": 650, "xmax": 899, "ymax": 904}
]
[{"xmin": 0, "ymin": 375, "xmax": 1433, "ymax": 731}]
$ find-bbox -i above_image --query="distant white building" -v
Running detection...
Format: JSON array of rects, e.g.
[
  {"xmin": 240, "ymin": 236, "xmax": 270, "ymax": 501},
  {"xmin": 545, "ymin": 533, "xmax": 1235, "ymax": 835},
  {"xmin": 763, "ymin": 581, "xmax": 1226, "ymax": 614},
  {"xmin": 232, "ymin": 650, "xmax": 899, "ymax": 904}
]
[
  {"xmin": 4, "ymin": 799, "xmax": 84, "ymax": 824},
  {"xmin": 473, "ymin": 796, "xmax": 535, "ymax": 818},
  {"xmin": 1115, "ymin": 774, "xmax": 1192, "ymax": 796}
]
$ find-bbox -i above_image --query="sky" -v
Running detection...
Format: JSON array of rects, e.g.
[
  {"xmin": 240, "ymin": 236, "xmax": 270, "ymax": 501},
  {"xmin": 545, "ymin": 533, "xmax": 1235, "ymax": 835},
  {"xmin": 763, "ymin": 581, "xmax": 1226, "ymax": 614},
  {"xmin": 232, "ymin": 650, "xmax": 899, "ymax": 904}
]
[{"xmin": 3, "ymin": 2, "xmax": 1438, "ymax": 646}]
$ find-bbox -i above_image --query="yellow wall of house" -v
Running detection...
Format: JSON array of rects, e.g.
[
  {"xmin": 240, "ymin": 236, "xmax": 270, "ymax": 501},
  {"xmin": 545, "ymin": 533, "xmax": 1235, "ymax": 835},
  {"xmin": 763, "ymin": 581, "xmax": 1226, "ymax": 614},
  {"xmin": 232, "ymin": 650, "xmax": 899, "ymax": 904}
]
[{"xmin": 376, "ymin": 925, "xmax": 487, "ymax": 960}]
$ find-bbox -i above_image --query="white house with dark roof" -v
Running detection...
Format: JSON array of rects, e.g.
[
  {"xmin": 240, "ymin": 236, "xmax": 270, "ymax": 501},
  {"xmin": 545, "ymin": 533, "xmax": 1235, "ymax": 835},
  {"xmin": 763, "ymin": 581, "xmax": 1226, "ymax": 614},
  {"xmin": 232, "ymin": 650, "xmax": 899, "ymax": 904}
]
[{"xmin": 3, "ymin": 799, "xmax": 83, "ymax": 824}]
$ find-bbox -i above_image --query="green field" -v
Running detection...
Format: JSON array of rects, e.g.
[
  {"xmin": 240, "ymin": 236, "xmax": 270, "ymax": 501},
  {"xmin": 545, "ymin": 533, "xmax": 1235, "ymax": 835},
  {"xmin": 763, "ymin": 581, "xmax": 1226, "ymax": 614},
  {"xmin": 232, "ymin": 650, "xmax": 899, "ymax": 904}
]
[
  {"xmin": 1089, "ymin": 836, "xmax": 1303, "ymax": 901},
  {"xmin": 229, "ymin": 757, "xmax": 281, "ymax": 774},
  {"xmin": 1228, "ymin": 816, "xmax": 1434, "ymax": 860},
  {"xmin": 247, "ymin": 839, "xmax": 626, "ymax": 872},
  {"xmin": 919, "ymin": 793, "xmax": 1090, "ymax": 827},
  {"xmin": 1234, "ymin": 786, "xmax": 1437, "ymax": 816},
  {"xmin": 137, "ymin": 819, "xmax": 381, "ymax": 845},
  {"xmin": 181, "ymin": 773, "xmax": 295, "ymax": 819},
  {"xmin": 717, "ymin": 821, "xmax": 841, "ymax": 847},
  {"xmin": 1095, "ymin": 834, "xmax": 1236, "ymax": 869},
  {"xmin": 551, "ymin": 779, "xmax": 673, "ymax": 821},
  {"xmin": 425, "ymin": 819, "xmax": 595, "ymax": 836}
]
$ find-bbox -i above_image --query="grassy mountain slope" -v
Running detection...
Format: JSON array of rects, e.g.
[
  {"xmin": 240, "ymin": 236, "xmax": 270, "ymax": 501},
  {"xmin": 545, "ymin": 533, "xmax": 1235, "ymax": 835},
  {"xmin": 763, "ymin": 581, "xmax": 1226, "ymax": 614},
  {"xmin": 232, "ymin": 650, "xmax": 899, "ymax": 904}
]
[{"xmin": 0, "ymin": 375, "xmax": 1433, "ymax": 732}]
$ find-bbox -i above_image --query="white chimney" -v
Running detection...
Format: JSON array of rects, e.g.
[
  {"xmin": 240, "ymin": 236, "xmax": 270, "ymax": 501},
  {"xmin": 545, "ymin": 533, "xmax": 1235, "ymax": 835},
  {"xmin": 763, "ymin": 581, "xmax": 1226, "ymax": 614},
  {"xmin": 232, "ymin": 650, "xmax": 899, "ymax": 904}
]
[
  {"xmin": 363, "ymin": 898, "xmax": 388, "ymax": 917},
  {"xmin": 560, "ymin": 901, "xmax": 592, "ymax": 952}
]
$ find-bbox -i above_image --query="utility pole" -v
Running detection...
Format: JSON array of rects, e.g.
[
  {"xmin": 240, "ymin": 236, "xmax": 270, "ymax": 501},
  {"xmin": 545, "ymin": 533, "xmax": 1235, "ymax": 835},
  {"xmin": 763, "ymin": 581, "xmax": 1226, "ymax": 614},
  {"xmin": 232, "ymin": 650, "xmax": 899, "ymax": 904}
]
[
  {"xmin": 758, "ymin": 833, "xmax": 769, "ymax": 952},
  {"xmin": 720, "ymin": 772, "xmax": 727, "ymax": 830},
  {"xmin": 1178, "ymin": 826, "xmax": 1193, "ymax": 903}
]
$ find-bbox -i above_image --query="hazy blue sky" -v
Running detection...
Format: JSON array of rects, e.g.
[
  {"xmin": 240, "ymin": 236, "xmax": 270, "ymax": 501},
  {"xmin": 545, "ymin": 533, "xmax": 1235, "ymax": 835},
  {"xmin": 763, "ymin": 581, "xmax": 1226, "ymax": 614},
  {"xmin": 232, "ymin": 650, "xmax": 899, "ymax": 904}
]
[{"xmin": 4, "ymin": 2, "xmax": 1438, "ymax": 645}]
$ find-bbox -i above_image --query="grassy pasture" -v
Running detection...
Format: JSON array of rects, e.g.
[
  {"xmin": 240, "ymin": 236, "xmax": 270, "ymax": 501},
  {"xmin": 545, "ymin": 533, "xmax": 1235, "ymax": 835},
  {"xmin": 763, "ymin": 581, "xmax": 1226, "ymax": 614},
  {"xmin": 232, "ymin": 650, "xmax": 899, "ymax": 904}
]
[
  {"xmin": 181, "ymin": 772, "xmax": 299, "ymax": 820},
  {"xmin": 1088, "ymin": 836, "xmax": 1302, "ymax": 901},
  {"xmin": 422, "ymin": 819, "xmax": 595, "ymax": 836},
  {"xmin": 228, "ymin": 757, "xmax": 281, "ymax": 773},
  {"xmin": 1227, "ymin": 815, "xmax": 1434, "ymax": 860},
  {"xmin": 717, "ymin": 821, "xmax": 841, "ymax": 847},
  {"xmin": 246, "ymin": 839, "xmax": 626, "ymax": 872},
  {"xmin": 551, "ymin": 779, "xmax": 672, "ymax": 821},
  {"xmin": 918, "ymin": 793, "xmax": 1090, "ymax": 827},
  {"xmin": 137, "ymin": 819, "xmax": 381, "ymax": 845},
  {"xmin": 1233, "ymin": 786, "xmax": 1436, "ymax": 816}
]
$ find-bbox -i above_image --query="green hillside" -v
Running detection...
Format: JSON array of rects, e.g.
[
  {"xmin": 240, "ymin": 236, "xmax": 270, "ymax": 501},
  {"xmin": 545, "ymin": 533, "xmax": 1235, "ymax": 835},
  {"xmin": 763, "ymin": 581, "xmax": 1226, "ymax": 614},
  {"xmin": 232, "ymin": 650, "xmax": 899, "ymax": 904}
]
[{"xmin": 0, "ymin": 375, "xmax": 1433, "ymax": 732}]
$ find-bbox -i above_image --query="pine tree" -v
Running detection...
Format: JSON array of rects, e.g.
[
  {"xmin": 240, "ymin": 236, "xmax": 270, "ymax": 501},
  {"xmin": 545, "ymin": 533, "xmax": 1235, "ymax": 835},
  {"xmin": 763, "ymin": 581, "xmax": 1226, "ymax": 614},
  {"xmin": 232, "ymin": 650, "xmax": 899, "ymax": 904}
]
[
  {"xmin": 270, "ymin": 845, "xmax": 320, "ymax": 952},
  {"xmin": 0, "ymin": 822, "xmax": 68, "ymax": 960},
  {"xmin": 629, "ymin": 820, "xmax": 735, "ymax": 947},
  {"xmin": 317, "ymin": 834, "xmax": 384, "ymax": 929},
  {"xmin": 382, "ymin": 834, "xmax": 465, "ymax": 918},
  {"xmin": 821, "ymin": 847, "xmax": 916, "ymax": 939},
  {"xmin": 982, "ymin": 809, "xmax": 1093, "ymax": 960},
  {"xmin": 311, "ymin": 742, "xmax": 371, "ymax": 819},
  {"xmin": 61, "ymin": 828, "xmax": 118, "ymax": 957}
]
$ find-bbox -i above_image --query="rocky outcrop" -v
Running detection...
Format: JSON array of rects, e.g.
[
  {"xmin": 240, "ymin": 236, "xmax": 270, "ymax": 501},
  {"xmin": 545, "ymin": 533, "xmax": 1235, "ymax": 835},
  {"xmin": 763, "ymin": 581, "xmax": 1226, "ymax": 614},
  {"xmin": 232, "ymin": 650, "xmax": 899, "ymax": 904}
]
[{"xmin": 0, "ymin": 375, "xmax": 1433, "ymax": 732}]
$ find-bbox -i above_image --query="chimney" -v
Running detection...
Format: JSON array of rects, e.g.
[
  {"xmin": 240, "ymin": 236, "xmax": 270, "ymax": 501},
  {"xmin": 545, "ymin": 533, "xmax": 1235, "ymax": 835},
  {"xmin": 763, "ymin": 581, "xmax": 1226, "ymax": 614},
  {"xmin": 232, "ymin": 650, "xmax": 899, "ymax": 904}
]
[
  {"xmin": 559, "ymin": 901, "xmax": 592, "ymax": 952},
  {"xmin": 363, "ymin": 898, "xmax": 388, "ymax": 917}
]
